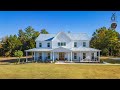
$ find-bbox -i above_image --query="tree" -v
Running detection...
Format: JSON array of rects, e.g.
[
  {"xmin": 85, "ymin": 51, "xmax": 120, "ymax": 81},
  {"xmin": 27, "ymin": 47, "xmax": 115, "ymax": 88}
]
[
  {"xmin": 2, "ymin": 35, "xmax": 22, "ymax": 57},
  {"xmin": 14, "ymin": 50, "xmax": 23, "ymax": 64},
  {"xmin": 40, "ymin": 29, "xmax": 49, "ymax": 34},
  {"xmin": 90, "ymin": 27, "xmax": 120, "ymax": 56},
  {"xmin": 18, "ymin": 26, "xmax": 40, "ymax": 55}
]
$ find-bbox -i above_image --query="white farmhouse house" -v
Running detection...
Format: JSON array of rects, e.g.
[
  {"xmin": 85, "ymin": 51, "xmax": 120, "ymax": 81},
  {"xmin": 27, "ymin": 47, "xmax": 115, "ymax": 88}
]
[{"xmin": 25, "ymin": 32, "xmax": 101, "ymax": 62}]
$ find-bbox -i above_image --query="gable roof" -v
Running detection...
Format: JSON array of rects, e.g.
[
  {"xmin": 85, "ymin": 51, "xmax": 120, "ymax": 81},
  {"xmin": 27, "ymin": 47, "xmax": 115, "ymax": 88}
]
[
  {"xmin": 52, "ymin": 32, "xmax": 71, "ymax": 41},
  {"xmin": 35, "ymin": 32, "xmax": 90, "ymax": 41}
]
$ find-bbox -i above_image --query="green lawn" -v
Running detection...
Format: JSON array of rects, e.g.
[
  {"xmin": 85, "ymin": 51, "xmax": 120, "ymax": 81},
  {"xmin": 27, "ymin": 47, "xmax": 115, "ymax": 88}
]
[{"xmin": 0, "ymin": 63, "xmax": 120, "ymax": 79}]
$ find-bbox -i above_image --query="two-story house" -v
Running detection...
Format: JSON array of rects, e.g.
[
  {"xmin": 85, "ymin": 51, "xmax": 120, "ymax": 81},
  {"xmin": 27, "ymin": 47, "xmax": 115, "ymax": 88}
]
[{"xmin": 25, "ymin": 32, "xmax": 101, "ymax": 62}]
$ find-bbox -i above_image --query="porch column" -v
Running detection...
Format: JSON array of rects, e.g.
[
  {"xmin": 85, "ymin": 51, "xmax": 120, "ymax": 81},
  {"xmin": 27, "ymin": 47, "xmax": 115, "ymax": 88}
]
[
  {"xmin": 26, "ymin": 51, "xmax": 28, "ymax": 62},
  {"xmin": 53, "ymin": 52, "xmax": 54, "ymax": 62},
  {"xmin": 71, "ymin": 52, "xmax": 72, "ymax": 62},
  {"xmin": 79, "ymin": 52, "xmax": 81, "ymax": 62},
  {"xmin": 42, "ymin": 52, "xmax": 44, "ymax": 62},
  {"xmin": 50, "ymin": 52, "xmax": 52, "ymax": 60},
  {"xmin": 34, "ymin": 51, "xmax": 35, "ymax": 61},
  {"xmin": 94, "ymin": 52, "xmax": 95, "ymax": 61},
  {"xmin": 67, "ymin": 52, "xmax": 69, "ymax": 62},
  {"xmin": 98, "ymin": 51, "xmax": 100, "ymax": 62}
]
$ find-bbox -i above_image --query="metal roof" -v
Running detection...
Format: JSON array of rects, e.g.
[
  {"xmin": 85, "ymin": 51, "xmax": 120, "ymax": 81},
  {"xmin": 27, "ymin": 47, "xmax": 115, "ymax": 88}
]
[
  {"xmin": 71, "ymin": 47, "xmax": 101, "ymax": 51},
  {"xmin": 35, "ymin": 32, "xmax": 90, "ymax": 41}
]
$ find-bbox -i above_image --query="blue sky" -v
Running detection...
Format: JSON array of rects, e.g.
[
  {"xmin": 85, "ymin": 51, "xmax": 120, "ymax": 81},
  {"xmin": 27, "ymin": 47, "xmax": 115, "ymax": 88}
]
[{"xmin": 0, "ymin": 11, "xmax": 120, "ymax": 38}]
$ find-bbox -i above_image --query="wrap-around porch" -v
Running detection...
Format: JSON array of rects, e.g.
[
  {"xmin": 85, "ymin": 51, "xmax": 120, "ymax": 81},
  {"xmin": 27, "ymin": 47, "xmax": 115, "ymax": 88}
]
[{"xmin": 25, "ymin": 47, "xmax": 100, "ymax": 63}]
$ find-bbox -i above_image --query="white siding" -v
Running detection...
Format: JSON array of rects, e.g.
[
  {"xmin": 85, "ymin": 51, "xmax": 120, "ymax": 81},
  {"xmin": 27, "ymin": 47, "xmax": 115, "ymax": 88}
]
[
  {"xmin": 36, "ymin": 41, "xmax": 52, "ymax": 48},
  {"xmin": 52, "ymin": 32, "xmax": 71, "ymax": 48}
]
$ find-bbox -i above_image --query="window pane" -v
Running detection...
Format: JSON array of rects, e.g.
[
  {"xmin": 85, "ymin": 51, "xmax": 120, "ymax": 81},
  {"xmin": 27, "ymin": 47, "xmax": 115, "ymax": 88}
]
[
  {"xmin": 74, "ymin": 53, "xmax": 77, "ymax": 59},
  {"xmin": 58, "ymin": 42, "xmax": 60, "ymax": 46},
  {"xmin": 83, "ymin": 42, "xmax": 86, "ymax": 47},
  {"xmin": 64, "ymin": 42, "xmax": 66, "ymax": 46},
  {"xmin": 47, "ymin": 43, "xmax": 50, "ymax": 47},
  {"xmin": 48, "ymin": 53, "xmax": 50, "ymax": 59},
  {"xmin": 39, "ymin": 43, "xmax": 42, "ymax": 47},
  {"xmin": 74, "ymin": 42, "xmax": 77, "ymax": 47},
  {"xmin": 83, "ymin": 53, "xmax": 86, "ymax": 59}
]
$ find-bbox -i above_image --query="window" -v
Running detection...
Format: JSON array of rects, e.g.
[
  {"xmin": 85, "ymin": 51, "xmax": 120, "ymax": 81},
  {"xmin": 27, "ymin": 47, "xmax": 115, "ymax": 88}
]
[
  {"xmin": 47, "ymin": 43, "xmax": 50, "ymax": 47},
  {"xmin": 74, "ymin": 53, "xmax": 77, "ymax": 59},
  {"xmin": 39, "ymin": 53, "xmax": 42, "ymax": 59},
  {"xmin": 58, "ymin": 42, "xmax": 60, "ymax": 46},
  {"xmin": 61, "ymin": 42, "xmax": 64, "ymax": 46},
  {"xmin": 74, "ymin": 42, "xmax": 77, "ymax": 47},
  {"xmin": 83, "ymin": 42, "xmax": 86, "ymax": 47},
  {"xmin": 91, "ymin": 53, "xmax": 94, "ymax": 59},
  {"xmin": 63, "ymin": 42, "xmax": 66, "ymax": 46},
  {"xmin": 97, "ymin": 52, "xmax": 99, "ymax": 56},
  {"xmin": 39, "ymin": 43, "xmax": 42, "ymax": 47},
  {"xmin": 47, "ymin": 53, "xmax": 50, "ymax": 59},
  {"xmin": 83, "ymin": 53, "xmax": 86, "ymax": 59},
  {"xmin": 58, "ymin": 42, "xmax": 66, "ymax": 46}
]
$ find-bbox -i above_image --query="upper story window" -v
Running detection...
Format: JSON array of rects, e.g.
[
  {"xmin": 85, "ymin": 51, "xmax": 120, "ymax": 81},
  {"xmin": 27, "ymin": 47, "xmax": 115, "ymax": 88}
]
[
  {"xmin": 39, "ymin": 43, "xmax": 42, "ymax": 47},
  {"xmin": 58, "ymin": 42, "xmax": 66, "ymax": 46},
  {"xmin": 58, "ymin": 42, "xmax": 61, "ymax": 46},
  {"xmin": 47, "ymin": 43, "xmax": 50, "ymax": 47},
  {"xmin": 83, "ymin": 42, "xmax": 86, "ymax": 47},
  {"xmin": 74, "ymin": 42, "xmax": 77, "ymax": 47}
]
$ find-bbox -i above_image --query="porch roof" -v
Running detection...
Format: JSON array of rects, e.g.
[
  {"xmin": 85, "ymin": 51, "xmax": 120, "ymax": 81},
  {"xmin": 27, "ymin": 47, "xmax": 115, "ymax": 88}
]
[
  {"xmin": 25, "ymin": 47, "xmax": 100, "ymax": 52},
  {"xmin": 71, "ymin": 47, "xmax": 101, "ymax": 51},
  {"xmin": 25, "ymin": 48, "xmax": 52, "ymax": 52}
]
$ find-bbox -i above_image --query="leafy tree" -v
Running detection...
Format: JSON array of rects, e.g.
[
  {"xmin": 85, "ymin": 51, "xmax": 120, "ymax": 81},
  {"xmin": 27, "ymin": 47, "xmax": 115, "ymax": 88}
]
[
  {"xmin": 14, "ymin": 50, "xmax": 23, "ymax": 63},
  {"xmin": 90, "ymin": 27, "xmax": 120, "ymax": 56},
  {"xmin": 2, "ymin": 35, "xmax": 22, "ymax": 56},
  {"xmin": 18, "ymin": 26, "xmax": 40, "ymax": 55},
  {"xmin": 40, "ymin": 29, "xmax": 49, "ymax": 34}
]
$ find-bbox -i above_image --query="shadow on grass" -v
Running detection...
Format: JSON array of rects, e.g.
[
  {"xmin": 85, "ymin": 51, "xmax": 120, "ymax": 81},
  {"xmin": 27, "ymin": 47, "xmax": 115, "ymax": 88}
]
[{"xmin": 0, "ymin": 57, "xmax": 33, "ymax": 65}]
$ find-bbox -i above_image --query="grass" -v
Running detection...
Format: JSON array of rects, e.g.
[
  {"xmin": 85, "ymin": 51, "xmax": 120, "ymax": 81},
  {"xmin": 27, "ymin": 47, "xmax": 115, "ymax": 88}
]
[
  {"xmin": 0, "ymin": 63, "xmax": 120, "ymax": 79},
  {"xmin": 0, "ymin": 56, "xmax": 120, "ymax": 79}
]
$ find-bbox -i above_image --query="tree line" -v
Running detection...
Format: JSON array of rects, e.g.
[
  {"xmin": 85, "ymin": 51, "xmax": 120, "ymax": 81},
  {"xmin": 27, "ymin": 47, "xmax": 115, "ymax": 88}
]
[
  {"xmin": 0, "ymin": 26, "xmax": 120, "ymax": 57},
  {"xmin": 90, "ymin": 27, "xmax": 120, "ymax": 56},
  {"xmin": 0, "ymin": 26, "xmax": 49, "ymax": 57}
]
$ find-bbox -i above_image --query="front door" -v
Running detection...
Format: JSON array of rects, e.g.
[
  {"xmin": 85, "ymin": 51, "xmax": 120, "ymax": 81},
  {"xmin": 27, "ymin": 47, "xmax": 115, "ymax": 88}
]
[{"xmin": 59, "ymin": 52, "xmax": 65, "ymax": 60}]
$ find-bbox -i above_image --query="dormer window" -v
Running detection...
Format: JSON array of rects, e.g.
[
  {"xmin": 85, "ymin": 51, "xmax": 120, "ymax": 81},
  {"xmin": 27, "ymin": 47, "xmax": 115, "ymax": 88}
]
[
  {"xmin": 39, "ymin": 43, "xmax": 42, "ymax": 47},
  {"xmin": 83, "ymin": 42, "xmax": 86, "ymax": 47},
  {"xmin": 47, "ymin": 43, "xmax": 50, "ymax": 47},
  {"xmin": 74, "ymin": 42, "xmax": 77, "ymax": 47}
]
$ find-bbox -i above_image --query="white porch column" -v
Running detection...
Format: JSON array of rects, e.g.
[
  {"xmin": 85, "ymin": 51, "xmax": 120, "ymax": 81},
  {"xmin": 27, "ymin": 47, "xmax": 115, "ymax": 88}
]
[
  {"xmin": 67, "ymin": 52, "xmax": 69, "ymax": 62},
  {"xmin": 99, "ymin": 51, "xmax": 100, "ymax": 62},
  {"xmin": 53, "ymin": 52, "xmax": 54, "ymax": 62},
  {"xmin": 50, "ymin": 52, "xmax": 52, "ymax": 60},
  {"xmin": 79, "ymin": 52, "xmax": 81, "ymax": 62},
  {"xmin": 26, "ymin": 51, "xmax": 28, "ymax": 62},
  {"xmin": 34, "ymin": 51, "xmax": 35, "ymax": 61},
  {"xmin": 71, "ymin": 52, "xmax": 72, "ymax": 62},
  {"xmin": 42, "ymin": 52, "xmax": 44, "ymax": 62}
]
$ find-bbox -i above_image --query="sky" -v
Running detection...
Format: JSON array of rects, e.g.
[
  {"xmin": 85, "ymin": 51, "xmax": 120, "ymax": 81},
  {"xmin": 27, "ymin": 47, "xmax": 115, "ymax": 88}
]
[{"xmin": 0, "ymin": 11, "xmax": 120, "ymax": 38}]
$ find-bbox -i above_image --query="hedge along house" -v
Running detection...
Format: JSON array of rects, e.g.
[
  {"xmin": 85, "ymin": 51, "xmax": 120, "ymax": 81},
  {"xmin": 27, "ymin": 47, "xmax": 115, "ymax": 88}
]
[{"xmin": 25, "ymin": 32, "xmax": 101, "ymax": 62}]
